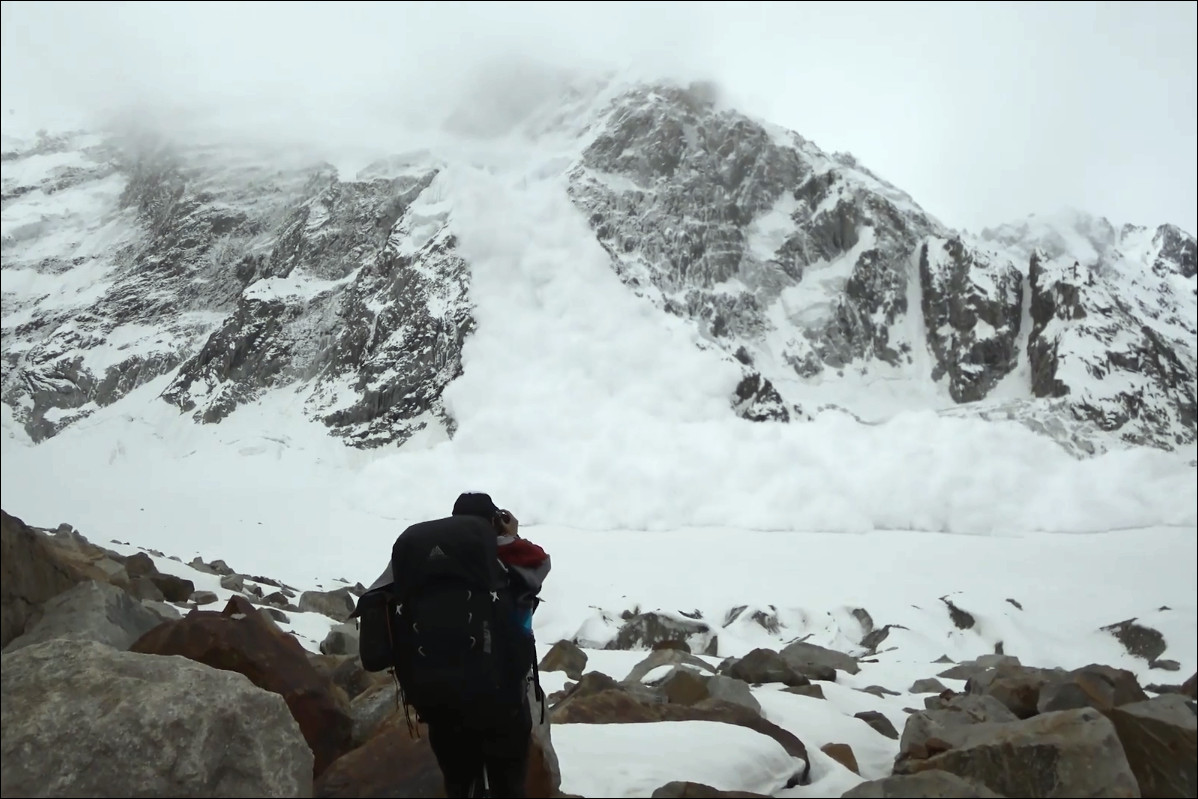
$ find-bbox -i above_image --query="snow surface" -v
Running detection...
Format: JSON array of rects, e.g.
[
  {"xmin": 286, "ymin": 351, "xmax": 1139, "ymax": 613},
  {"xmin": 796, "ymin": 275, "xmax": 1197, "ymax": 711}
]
[{"xmin": 554, "ymin": 721, "xmax": 801, "ymax": 797}]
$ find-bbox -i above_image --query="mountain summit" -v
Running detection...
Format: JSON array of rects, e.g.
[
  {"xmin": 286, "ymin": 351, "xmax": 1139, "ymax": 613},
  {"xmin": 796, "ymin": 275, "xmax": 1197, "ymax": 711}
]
[{"xmin": 2, "ymin": 78, "xmax": 1195, "ymax": 455}]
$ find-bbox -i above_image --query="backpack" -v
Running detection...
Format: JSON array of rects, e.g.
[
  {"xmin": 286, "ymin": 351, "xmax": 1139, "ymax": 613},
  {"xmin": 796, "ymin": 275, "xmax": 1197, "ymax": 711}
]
[{"xmin": 353, "ymin": 515, "xmax": 536, "ymax": 723}]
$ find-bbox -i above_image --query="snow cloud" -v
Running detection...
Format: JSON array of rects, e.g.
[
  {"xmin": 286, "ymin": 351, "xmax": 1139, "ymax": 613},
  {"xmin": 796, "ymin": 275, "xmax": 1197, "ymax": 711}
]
[{"xmin": 2, "ymin": 2, "xmax": 1194, "ymax": 232}]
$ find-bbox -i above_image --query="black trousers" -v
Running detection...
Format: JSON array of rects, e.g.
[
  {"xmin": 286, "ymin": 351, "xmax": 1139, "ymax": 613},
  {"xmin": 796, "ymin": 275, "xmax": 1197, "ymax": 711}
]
[{"xmin": 425, "ymin": 701, "xmax": 532, "ymax": 798}]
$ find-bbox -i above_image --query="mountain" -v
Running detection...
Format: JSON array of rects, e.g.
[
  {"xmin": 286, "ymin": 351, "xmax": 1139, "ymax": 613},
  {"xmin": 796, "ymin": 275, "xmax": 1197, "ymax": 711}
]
[{"xmin": 2, "ymin": 78, "xmax": 1195, "ymax": 456}]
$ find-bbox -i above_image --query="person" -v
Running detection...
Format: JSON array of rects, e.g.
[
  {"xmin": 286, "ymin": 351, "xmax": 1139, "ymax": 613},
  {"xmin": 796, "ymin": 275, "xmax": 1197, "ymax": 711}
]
[{"xmin": 417, "ymin": 492, "xmax": 551, "ymax": 798}]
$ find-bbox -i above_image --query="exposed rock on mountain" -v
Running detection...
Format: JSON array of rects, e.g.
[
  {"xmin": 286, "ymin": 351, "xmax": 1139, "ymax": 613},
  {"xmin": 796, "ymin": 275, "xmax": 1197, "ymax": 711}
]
[
  {"xmin": 918, "ymin": 237, "xmax": 1023, "ymax": 403},
  {"xmin": 3, "ymin": 80, "xmax": 1195, "ymax": 452}
]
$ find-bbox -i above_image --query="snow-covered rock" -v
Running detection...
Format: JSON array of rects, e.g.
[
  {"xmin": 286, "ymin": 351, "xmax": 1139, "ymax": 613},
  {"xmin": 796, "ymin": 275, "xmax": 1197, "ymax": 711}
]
[{"xmin": 3, "ymin": 79, "xmax": 1194, "ymax": 453}]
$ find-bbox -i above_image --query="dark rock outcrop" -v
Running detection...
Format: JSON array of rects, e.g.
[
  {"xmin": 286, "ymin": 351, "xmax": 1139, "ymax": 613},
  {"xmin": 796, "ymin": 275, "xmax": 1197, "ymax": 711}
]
[{"xmin": 130, "ymin": 594, "xmax": 354, "ymax": 779}]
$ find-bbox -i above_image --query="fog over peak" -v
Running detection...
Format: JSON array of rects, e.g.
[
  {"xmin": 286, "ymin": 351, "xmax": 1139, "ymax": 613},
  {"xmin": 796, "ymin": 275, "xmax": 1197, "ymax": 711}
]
[{"xmin": 3, "ymin": 1, "xmax": 1195, "ymax": 233}]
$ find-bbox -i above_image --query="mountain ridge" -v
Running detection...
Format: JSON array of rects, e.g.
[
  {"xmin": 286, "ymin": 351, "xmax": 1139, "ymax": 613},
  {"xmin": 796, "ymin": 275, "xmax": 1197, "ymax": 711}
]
[{"xmin": 2, "ymin": 77, "xmax": 1195, "ymax": 456}]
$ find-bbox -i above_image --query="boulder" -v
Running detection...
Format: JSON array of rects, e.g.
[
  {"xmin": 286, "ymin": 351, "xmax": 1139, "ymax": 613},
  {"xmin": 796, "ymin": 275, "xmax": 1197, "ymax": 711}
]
[
  {"xmin": 624, "ymin": 648, "xmax": 718, "ymax": 684},
  {"xmin": 854, "ymin": 710, "xmax": 899, "ymax": 740},
  {"xmin": 1, "ymin": 638, "xmax": 312, "ymax": 797},
  {"xmin": 150, "ymin": 572, "xmax": 196, "ymax": 602},
  {"xmin": 126, "ymin": 575, "xmax": 167, "ymax": 602},
  {"xmin": 131, "ymin": 594, "xmax": 354, "ymax": 779},
  {"xmin": 841, "ymin": 771, "xmax": 1003, "ymax": 798},
  {"xmin": 783, "ymin": 684, "xmax": 826, "ymax": 700},
  {"xmin": 348, "ymin": 681, "xmax": 402, "ymax": 746},
  {"xmin": 221, "ymin": 573, "xmax": 246, "ymax": 592},
  {"xmin": 1102, "ymin": 618, "xmax": 1167, "ymax": 663},
  {"xmin": 969, "ymin": 670, "xmax": 1046, "ymax": 719},
  {"xmin": 123, "ymin": 551, "xmax": 158, "ymax": 578},
  {"xmin": 142, "ymin": 599, "xmax": 183, "ymax": 624},
  {"xmin": 2, "ymin": 580, "xmax": 165, "ymax": 654},
  {"xmin": 1, "ymin": 509, "xmax": 96, "ymax": 648},
  {"xmin": 706, "ymin": 675, "xmax": 761, "ymax": 715},
  {"xmin": 1107, "ymin": 693, "xmax": 1197, "ymax": 798},
  {"xmin": 1035, "ymin": 664, "xmax": 1149, "ymax": 715},
  {"xmin": 310, "ymin": 653, "xmax": 387, "ymax": 703},
  {"xmin": 894, "ymin": 707, "xmax": 1140, "ymax": 797},
  {"xmin": 661, "ymin": 668, "xmax": 711, "ymax": 705},
  {"xmin": 900, "ymin": 694, "xmax": 1019, "ymax": 758},
  {"xmin": 262, "ymin": 606, "xmax": 291, "ymax": 624},
  {"xmin": 299, "ymin": 588, "xmax": 356, "ymax": 622},
  {"xmin": 1184, "ymin": 672, "xmax": 1197, "ymax": 699},
  {"xmin": 540, "ymin": 639, "xmax": 589, "ymax": 680},
  {"xmin": 820, "ymin": 742, "xmax": 860, "ymax": 775},
  {"xmin": 937, "ymin": 654, "xmax": 1022, "ymax": 681},
  {"xmin": 726, "ymin": 648, "xmax": 811, "ymax": 687},
  {"xmin": 780, "ymin": 640, "xmax": 859, "ymax": 676},
  {"xmin": 319, "ymin": 623, "xmax": 359, "ymax": 656},
  {"xmin": 312, "ymin": 716, "xmax": 439, "ymax": 798},
  {"xmin": 911, "ymin": 678, "xmax": 949, "ymax": 694},
  {"xmin": 190, "ymin": 590, "xmax": 220, "ymax": 606},
  {"xmin": 611, "ymin": 611, "xmax": 715, "ymax": 653}
]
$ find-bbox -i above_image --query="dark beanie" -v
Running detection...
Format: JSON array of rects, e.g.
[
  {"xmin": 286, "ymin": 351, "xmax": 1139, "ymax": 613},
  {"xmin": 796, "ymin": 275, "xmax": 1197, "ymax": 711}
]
[{"xmin": 452, "ymin": 492, "xmax": 499, "ymax": 519}]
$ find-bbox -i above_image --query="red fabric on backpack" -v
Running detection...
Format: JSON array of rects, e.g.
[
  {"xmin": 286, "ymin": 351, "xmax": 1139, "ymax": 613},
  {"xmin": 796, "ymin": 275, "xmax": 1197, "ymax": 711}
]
[{"xmin": 497, "ymin": 537, "xmax": 548, "ymax": 569}]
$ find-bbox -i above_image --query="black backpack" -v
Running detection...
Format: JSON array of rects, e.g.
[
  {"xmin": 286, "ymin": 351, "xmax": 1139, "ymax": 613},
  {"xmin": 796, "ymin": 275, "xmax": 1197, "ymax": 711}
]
[{"xmin": 352, "ymin": 515, "xmax": 535, "ymax": 723}]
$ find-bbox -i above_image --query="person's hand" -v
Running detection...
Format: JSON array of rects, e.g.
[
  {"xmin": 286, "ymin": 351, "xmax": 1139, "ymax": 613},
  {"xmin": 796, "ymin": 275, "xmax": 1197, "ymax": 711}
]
[{"xmin": 496, "ymin": 509, "xmax": 519, "ymax": 538}]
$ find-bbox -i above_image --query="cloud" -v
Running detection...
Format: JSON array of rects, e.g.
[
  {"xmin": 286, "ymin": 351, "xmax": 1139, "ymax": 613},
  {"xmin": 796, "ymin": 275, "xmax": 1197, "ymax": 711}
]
[{"xmin": 2, "ymin": 1, "xmax": 1194, "ymax": 233}]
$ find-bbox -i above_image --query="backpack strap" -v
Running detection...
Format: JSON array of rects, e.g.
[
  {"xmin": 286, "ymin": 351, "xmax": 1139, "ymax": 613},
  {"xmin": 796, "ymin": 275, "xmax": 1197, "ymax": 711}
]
[{"xmin": 532, "ymin": 658, "xmax": 546, "ymax": 724}]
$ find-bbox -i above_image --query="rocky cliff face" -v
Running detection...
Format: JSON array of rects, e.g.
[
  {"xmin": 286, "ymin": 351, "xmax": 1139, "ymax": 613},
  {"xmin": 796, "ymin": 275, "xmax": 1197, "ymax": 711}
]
[
  {"xmin": 2, "ymin": 135, "xmax": 469, "ymax": 448},
  {"xmin": 3, "ymin": 81, "xmax": 1195, "ymax": 453}
]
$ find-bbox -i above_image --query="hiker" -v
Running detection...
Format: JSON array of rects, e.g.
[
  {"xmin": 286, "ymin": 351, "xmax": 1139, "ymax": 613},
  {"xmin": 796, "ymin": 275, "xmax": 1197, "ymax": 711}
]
[
  {"xmin": 431, "ymin": 492, "xmax": 551, "ymax": 798},
  {"xmin": 355, "ymin": 492, "xmax": 550, "ymax": 798}
]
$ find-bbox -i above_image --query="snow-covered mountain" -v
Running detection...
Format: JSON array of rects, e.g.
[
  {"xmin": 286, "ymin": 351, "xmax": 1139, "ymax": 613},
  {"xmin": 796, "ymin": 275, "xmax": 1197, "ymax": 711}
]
[{"xmin": 2, "ymin": 78, "xmax": 1195, "ymax": 456}]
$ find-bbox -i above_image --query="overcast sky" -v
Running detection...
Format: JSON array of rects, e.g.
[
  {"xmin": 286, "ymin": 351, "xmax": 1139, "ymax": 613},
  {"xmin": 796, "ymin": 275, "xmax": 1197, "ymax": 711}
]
[{"xmin": 2, "ymin": 1, "xmax": 1195, "ymax": 234}]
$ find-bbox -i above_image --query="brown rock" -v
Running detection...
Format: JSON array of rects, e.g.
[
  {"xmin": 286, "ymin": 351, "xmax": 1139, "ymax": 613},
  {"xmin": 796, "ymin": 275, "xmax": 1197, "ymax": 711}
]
[
  {"xmin": 624, "ymin": 648, "xmax": 717, "ymax": 684},
  {"xmin": 1102, "ymin": 618, "xmax": 1167, "ymax": 663},
  {"xmin": 842, "ymin": 771, "xmax": 1003, "ymax": 797},
  {"xmin": 783, "ymin": 684, "xmax": 825, "ymax": 700},
  {"xmin": 653, "ymin": 639, "xmax": 692, "ymax": 653},
  {"xmin": 126, "ymin": 576, "xmax": 166, "ymax": 602},
  {"xmin": 901, "ymin": 695, "xmax": 1018, "ymax": 759},
  {"xmin": 662, "ymin": 669, "xmax": 711, "ymax": 705},
  {"xmin": 130, "ymin": 594, "xmax": 354, "ymax": 779},
  {"xmin": 333, "ymin": 654, "xmax": 390, "ymax": 701},
  {"xmin": 149, "ymin": 572, "xmax": 196, "ymax": 603},
  {"xmin": 855, "ymin": 710, "xmax": 899, "ymax": 739},
  {"xmin": 980, "ymin": 672, "xmax": 1043, "ymax": 719},
  {"xmin": 895, "ymin": 707, "xmax": 1140, "ymax": 797},
  {"xmin": 1, "ymin": 510, "xmax": 101, "ymax": 648},
  {"xmin": 727, "ymin": 648, "xmax": 810, "ymax": 687},
  {"xmin": 1038, "ymin": 664, "xmax": 1149, "ymax": 714},
  {"xmin": 314, "ymin": 716, "xmax": 442, "ymax": 798},
  {"xmin": 539, "ymin": 639, "xmax": 588, "ymax": 680},
  {"xmin": 1108, "ymin": 693, "xmax": 1197, "ymax": 798},
  {"xmin": 123, "ymin": 551, "xmax": 159, "ymax": 578},
  {"xmin": 1183, "ymin": 672, "xmax": 1197, "ymax": 700},
  {"xmin": 820, "ymin": 742, "xmax": 860, "ymax": 774}
]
